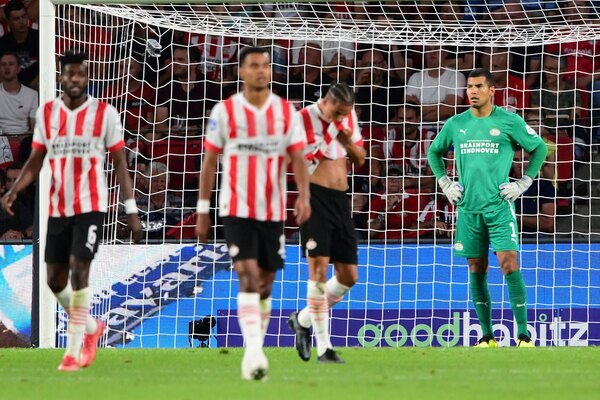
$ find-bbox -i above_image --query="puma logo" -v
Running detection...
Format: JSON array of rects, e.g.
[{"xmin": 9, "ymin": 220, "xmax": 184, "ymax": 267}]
[
  {"xmin": 516, "ymin": 303, "xmax": 526, "ymax": 308},
  {"xmin": 475, "ymin": 301, "xmax": 489, "ymax": 307},
  {"xmin": 459, "ymin": 129, "xmax": 468, "ymax": 135}
]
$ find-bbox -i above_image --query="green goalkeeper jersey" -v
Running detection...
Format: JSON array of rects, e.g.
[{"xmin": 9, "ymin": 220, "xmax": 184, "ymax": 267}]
[{"xmin": 428, "ymin": 106, "xmax": 546, "ymax": 214}]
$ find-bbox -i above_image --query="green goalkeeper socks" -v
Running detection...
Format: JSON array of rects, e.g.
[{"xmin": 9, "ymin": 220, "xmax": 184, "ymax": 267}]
[
  {"xmin": 506, "ymin": 269, "xmax": 529, "ymax": 338},
  {"xmin": 470, "ymin": 272, "xmax": 494, "ymax": 338}
]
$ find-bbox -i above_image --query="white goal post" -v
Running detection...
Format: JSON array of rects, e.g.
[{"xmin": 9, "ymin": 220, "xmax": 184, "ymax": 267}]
[{"xmin": 37, "ymin": 0, "xmax": 600, "ymax": 348}]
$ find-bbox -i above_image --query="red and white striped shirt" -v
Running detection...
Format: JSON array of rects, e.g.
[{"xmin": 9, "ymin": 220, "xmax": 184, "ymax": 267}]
[
  {"xmin": 298, "ymin": 102, "xmax": 363, "ymax": 172},
  {"xmin": 32, "ymin": 96, "xmax": 125, "ymax": 217},
  {"xmin": 204, "ymin": 92, "xmax": 305, "ymax": 222},
  {"xmin": 185, "ymin": 33, "xmax": 238, "ymax": 82}
]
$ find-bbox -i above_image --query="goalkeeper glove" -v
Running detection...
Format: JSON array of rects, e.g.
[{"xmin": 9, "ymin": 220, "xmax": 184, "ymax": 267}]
[
  {"xmin": 499, "ymin": 175, "xmax": 533, "ymax": 202},
  {"xmin": 438, "ymin": 175, "xmax": 464, "ymax": 205}
]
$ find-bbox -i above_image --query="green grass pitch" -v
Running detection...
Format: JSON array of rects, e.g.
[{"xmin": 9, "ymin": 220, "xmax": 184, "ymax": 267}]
[{"xmin": 1, "ymin": 347, "xmax": 599, "ymax": 400}]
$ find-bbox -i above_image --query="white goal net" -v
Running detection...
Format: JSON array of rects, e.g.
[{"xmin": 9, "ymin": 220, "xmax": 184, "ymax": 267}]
[{"xmin": 43, "ymin": 1, "xmax": 600, "ymax": 348}]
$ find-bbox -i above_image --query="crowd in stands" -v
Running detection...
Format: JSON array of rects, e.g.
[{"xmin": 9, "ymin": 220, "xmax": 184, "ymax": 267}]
[{"xmin": 1, "ymin": 0, "xmax": 599, "ymax": 243}]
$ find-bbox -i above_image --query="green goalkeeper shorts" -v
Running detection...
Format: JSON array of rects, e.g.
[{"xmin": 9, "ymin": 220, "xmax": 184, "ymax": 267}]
[{"xmin": 453, "ymin": 201, "xmax": 519, "ymax": 258}]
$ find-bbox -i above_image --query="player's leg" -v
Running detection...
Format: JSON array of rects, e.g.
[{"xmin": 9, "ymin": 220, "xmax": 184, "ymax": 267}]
[
  {"xmin": 487, "ymin": 203, "xmax": 532, "ymax": 346},
  {"xmin": 45, "ymin": 216, "xmax": 87, "ymax": 370},
  {"xmin": 258, "ymin": 272, "xmax": 274, "ymax": 342},
  {"xmin": 47, "ymin": 262, "xmax": 80, "ymax": 371},
  {"xmin": 224, "ymin": 217, "xmax": 274, "ymax": 380},
  {"xmin": 327, "ymin": 203, "xmax": 360, "ymax": 308},
  {"xmin": 496, "ymin": 251, "xmax": 532, "ymax": 347},
  {"xmin": 235, "ymin": 258, "xmax": 269, "ymax": 379},
  {"xmin": 289, "ymin": 258, "xmax": 329, "ymax": 362},
  {"xmin": 328, "ymin": 262, "xmax": 358, "ymax": 308},
  {"xmin": 305, "ymin": 256, "xmax": 338, "ymax": 362},
  {"xmin": 467, "ymin": 257, "xmax": 496, "ymax": 347},
  {"xmin": 69, "ymin": 213, "xmax": 105, "ymax": 368},
  {"xmin": 291, "ymin": 186, "xmax": 336, "ymax": 361},
  {"xmin": 455, "ymin": 211, "xmax": 496, "ymax": 347}
]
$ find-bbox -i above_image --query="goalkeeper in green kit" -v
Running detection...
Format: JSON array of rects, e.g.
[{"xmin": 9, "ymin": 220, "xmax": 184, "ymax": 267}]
[{"xmin": 428, "ymin": 68, "xmax": 548, "ymax": 347}]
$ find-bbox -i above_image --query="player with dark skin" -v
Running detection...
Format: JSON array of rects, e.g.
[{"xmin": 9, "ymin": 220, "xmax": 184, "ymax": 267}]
[
  {"xmin": 2, "ymin": 59, "xmax": 143, "ymax": 294},
  {"xmin": 2, "ymin": 55, "xmax": 142, "ymax": 372}
]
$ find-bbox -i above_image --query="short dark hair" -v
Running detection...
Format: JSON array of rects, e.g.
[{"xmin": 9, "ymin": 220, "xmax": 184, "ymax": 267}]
[
  {"xmin": 3, "ymin": 0, "xmax": 26, "ymax": 19},
  {"xmin": 399, "ymin": 101, "xmax": 421, "ymax": 118},
  {"xmin": 172, "ymin": 44, "xmax": 201, "ymax": 63},
  {"xmin": 468, "ymin": 68, "xmax": 495, "ymax": 87},
  {"xmin": 59, "ymin": 51, "xmax": 89, "ymax": 72},
  {"xmin": 239, "ymin": 46, "xmax": 269, "ymax": 66},
  {"xmin": 0, "ymin": 51, "xmax": 19, "ymax": 63},
  {"xmin": 326, "ymin": 82, "xmax": 354, "ymax": 105}
]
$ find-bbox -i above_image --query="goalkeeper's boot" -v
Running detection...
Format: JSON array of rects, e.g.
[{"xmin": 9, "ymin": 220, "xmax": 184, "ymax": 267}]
[
  {"xmin": 80, "ymin": 319, "xmax": 106, "ymax": 368},
  {"xmin": 517, "ymin": 334, "xmax": 535, "ymax": 348},
  {"xmin": 318, "ymin": 348, "xmax": 345, "ymax": 364},
  {"xmin": 474, "ymin": 336, "xmax": 498, "ymax": 348},
  {"xmin": 57, "ymin": 355, "xmax": 80, "ymax": 372},
  {"xmin": 288, "ymin": 311, "xmax": 311, "ymax": 361},
  {"xmin": 241, "ymin": 350, "xmax": 269, "ymax": 381}
]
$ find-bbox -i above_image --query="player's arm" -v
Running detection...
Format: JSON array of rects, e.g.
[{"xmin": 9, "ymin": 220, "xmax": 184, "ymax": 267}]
[
  {"xmin": 427, "ymin": 124, "xmax": 463, "ymax": 205},
  {"xmin": 111, "ymin": 148, "xmax": 143, "ymax": 243},
  {"xmin": 196, "ymin": 105, "xmax": 226, "ymax": 242},
  {"xmin": 196, "ymin": 149, "xmax": 219, "ymax": 242},
  {"xmin": 337, "ymin": 111, "xmax": 366, "ymax": 167},
  {"xmin": 0, "ymin": 148, "xmax": 45, "ymax": 216},
  {"xmin": 500, "ymin": 118, "xmax": 549, "ymax": 202},
  {"xmin": 289, "ymin": 148, "xmax": 311, "ymax": 225},
  {"xmin": 523, "ymin": 141, "xmax": 548, "ymax": 180},
  {"xmin": 337, "ymin": 128, "xmax": 366, "ymax": 167}
]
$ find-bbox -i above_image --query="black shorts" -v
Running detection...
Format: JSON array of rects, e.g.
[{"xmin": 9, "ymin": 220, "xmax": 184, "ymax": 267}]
[
  {"xmin": 301, "ymin": 183, "xmax": 358, "ymax": 265},
  {"xmin": 45, "ymin": 212, "xmax": 105, "ymax": 263},
  {"xmin": 223, "ymin": 217, "xmax": 285, "ymax": 271}
]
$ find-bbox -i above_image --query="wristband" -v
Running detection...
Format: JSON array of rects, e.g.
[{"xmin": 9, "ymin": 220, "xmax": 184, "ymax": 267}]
[
  {"xmin": 197, "ymin": 199, "xmax": 210, "ymax": 214},
  {"xmin": 124, "ymin": 198, "xmax": 138, "ymax": 215}
]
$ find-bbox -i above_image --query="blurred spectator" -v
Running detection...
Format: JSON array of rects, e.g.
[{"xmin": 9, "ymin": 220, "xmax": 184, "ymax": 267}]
[
  {"xmin": 290, "ymin": 38, "xmax": 356, "ymax": 84},
  {"xmin": 259, "ymin": 2, "xmax": 309, "ymax": 26},
  {"xmin": 137, "ymin": 162, "xmax": 190, "ymax": 241},
  {"xmin": 368, "ymin": 164, "xmax": 434, "ymax": 240},
  {"xmin": 0, "ymin": 0, "xmax": 37, "ymax": 26},
  {"xmin": 131, "ymin": 156, "xmax": 150, "ymax": 209},
  {"xmin": 0, "ymin": 162, "xmax": 33, "ymax": 240},
  {"xmin": 484, "ymin": 48, "xmax": 530, "ymax": 114},
  {"xmin": 355, "ymin": 48, "xmax": 404, "ymax": 125},
  {"xmin": 386, "ymin": 103, "xmax": 435, "ymax": 181},
  {"xmin": 185, "ymin": 22, "xmax": 239, "ymax": 83},
  {"xmin": 532, "ymin": 116, "xmax": 574, "ymax": 212},
  {"xmin": 531, "ymin": 53, "xmax": 582, "ymax": 121},
  {"xmin": 276, "ymin": 42, "xmax": 333, "ymax": 106},
  {"xmin": 352, "ymin": 122, "xmax": 387, "ymax": 196},
  {"xmin": 104, "ymin": 55, "xmax": 156, "ymax": 137},
  {"xmin": 0, "ymin": 51, "xmax": 36, "ymax": 133},
  {"xmin": 469, "ymin": 1, "xmax": 543, "ymax": 87},
  {"xmin": 545, "ymin": 0, "xmax": 600, "ymax": 112},
  {"xmin": 387, "ymin": 44, "xmax": 413, "ymax": 85},
  {"xmin": 0, "ymin": 51, "xmax": 36, "ymax": 167},
  {"xmin": 352, "ymin": 192, "xmax": 370, "ymax": 240},
  {"xmin": 431, "ymin": 147, "xmax": 458, "ymax": 239},
  {"xmin": 56, "ymin": 7, "xmax": 113, "ymax": 92},
  {"xmin": 0, "ymin": 167, "xmax": 4, "ymax": 195},
  {"xmin": 437, "ymin": 2, "xmax": 476, "ymax": 74},
  {"xmin": 512, "ymin": 150, "xmax": 556, "ymax": 236},
  {"xmin": 0, "ymin": 0, "xmax": 39, "ymax": 88},
  {"xmin": 154, "ymin": 45, "xmax": 218, "ymax": 137},
  {"xmin": 405, "ymin": 45, "xmax": 466, "ymax": 123}
]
